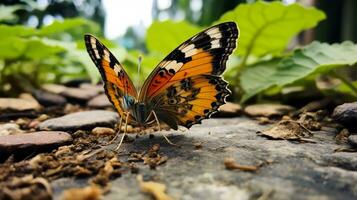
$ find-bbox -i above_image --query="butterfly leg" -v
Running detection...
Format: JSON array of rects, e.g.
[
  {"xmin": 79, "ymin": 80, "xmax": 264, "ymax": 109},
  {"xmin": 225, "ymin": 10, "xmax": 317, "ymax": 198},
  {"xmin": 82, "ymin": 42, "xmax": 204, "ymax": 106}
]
[
  {"xmin": 104, "ymin": 119, "xmax": 123, "ymax": 145},
  {"xmin": 115, "ymin": 112, "xmax": 129, "ymax": 151},
  {"xmin": 152, "ymin": 110, "xmax": 178, "ymax": 146}
]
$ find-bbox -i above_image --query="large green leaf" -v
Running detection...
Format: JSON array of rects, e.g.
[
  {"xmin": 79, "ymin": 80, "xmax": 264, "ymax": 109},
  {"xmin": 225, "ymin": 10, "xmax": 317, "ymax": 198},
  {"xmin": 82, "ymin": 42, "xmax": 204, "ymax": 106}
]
[
  {"xmin": 217, "ymin": 1, "xmax": 325, "ymax": 57},
  {"xmin": 0, "ymin": 37, "xmax": 65, "ymax": 60},
  {"xmin": 0, "ymin": 24, "xmax": 37, "ymax": 38},
  {"xmin": 0, "ymin": 37, "xmax": 27, "ymax": 59},
  {"xmin": 38, "ymin": 18, "xmax": 91, "ymax": 36},
  {"xmin": 0, "ymin": 18, "xmax": 94, "ymax": 39},
  {"xmin": 24, "ymin": 38, "xmax": 65, "ymax": 59},
  {"xmin": 146, "ymin": 20, "xmax": 201, "ymax": 55},
  {"xmin": 241, "ymin": 41, "xmax": 357, "ymax": 102},
  {"xmin": 240, "ymin": 58, "xmax": 281, "ymax": 98}
]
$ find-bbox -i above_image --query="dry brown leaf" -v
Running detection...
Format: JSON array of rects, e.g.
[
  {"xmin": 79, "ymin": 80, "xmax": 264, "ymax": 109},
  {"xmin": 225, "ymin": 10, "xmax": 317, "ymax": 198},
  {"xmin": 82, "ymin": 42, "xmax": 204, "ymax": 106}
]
[
  {"xmin": 193, "ymin": 142, "xmax": 203, "ymax": 149},
  {"xmin": 257, "ymin": 120, "xmax": 313, "ymax": 140},
  {"xmin": 60, "ymin": 186, "xmax": 102, "ymax": 200},
  {"xmin": 334, "ymin": 147, "xmax": 357, "ymax": 152},
  {"xmin": 297, "ymin": 112, "xmax": 322, "ymax": 131},
  {"xmin": 224, "ymin": 158, "xmax": 259, "ymax": 172},
  {"xmin": 137, "ymin": 175, "xmax": 174, "ymax": 200},
  {"xmin": 54, "ymin": 145, "xmax": 72, "ymax": 157},
  {"xmin": 0, "ymin": 175, "xmax": 52, "ymax": 200},
  {"xmin": 335, "ymin": 129, "xmax": 350, "ymax": 144},
  {"xmin": 255, "ymin": 117, "xmax": 273, "ymax": 125}
]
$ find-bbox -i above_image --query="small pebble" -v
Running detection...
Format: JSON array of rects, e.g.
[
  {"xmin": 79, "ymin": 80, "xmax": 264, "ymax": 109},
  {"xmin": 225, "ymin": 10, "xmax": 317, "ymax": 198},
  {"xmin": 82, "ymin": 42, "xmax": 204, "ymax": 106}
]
[
  {"xmin": 0, "ymin": 123, "xmax": 23, "ymax": 136},
  {"xmin": 348, "ymin": 135, "xmax": 357, "ymax": 147},
  {"xmin": 92, "ymin": 127, "xmax": 115, "ymax": 136}
]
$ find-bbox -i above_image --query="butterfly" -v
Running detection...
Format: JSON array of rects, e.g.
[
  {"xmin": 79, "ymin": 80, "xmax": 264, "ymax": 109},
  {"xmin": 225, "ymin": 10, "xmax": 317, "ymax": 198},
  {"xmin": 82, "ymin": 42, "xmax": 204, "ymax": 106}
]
[{"xmin": 84, "ymin": 22, "xmax": 239, "ymax": 148}]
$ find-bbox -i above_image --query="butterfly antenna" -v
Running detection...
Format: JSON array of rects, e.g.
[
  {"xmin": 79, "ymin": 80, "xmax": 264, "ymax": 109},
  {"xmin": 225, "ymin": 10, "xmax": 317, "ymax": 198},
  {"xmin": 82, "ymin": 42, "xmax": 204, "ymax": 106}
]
[{"xmin": 137, "ymin": 55, "xmax": 142, "ymax": 91}]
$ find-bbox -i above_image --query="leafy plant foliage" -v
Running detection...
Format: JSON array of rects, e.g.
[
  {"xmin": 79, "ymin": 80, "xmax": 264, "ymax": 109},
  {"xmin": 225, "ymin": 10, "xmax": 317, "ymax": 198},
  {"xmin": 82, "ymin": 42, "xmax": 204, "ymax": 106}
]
[
  {"xmin": 0, "ymin": 17, "xmax": 103, "ymax": 95},
  {"xmin": 2, "ymin": 1, "xmax": 357, "ymax": 103},
  {"xmin": 240, "ymin": 42, "xmax": 357, "ymax": 102},
  {"xmin": 217, "ymin": 1, "xmax": 326, "ymax": 57}
]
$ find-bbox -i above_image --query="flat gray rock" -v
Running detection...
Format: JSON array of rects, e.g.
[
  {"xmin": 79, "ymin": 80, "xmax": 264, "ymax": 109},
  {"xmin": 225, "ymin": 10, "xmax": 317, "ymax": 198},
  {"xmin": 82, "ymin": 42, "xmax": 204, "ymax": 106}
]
[
  {"xmin": 0, "ymin": 98, "xmax": 41, "ymax": 112},
  {"xmin": 87, "ymin": 94, "xmax": 112, "ymax": 108},
  {"xmin": 214, "ymin": 102, "xmax": 242, "ymax": 117},
  {"xmin": 33, "ymin": 90, "xmax": 67, "ymax": 106},
  {"xmin": 60, "ymin": 87, "xmax": 99, "ymax": 101},
  {"xmin": 79, "ymin": 83, "xmax": 104, "ymax": 94},
  {"xmin": 51, "ymin": 118, "xmax": 357, "ymax": 200},
  {"xmin": 244, "ymin": 104, "xmax": 294, "ymax": 117},
  {"xmin": 0, "ymin": 131, "xmax": 71, "ymax": 154},
  {"xmin": 42, "ymin": 83, "xmax": 100, "ymax": 102},
  {"xmin": 38, "ymin": 110, "xmax": 119, "ymax": 131}
]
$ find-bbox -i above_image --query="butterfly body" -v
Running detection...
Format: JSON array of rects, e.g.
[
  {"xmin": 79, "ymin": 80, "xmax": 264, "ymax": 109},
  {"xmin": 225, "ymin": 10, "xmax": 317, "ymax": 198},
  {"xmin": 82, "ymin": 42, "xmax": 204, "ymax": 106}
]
[
  {"xmin": 85, "ymin": 22, "xmax": 239, "ymax": 131},
  {"xmin": 131, "ymin": 102, "xmax": 151, "ymax": 127}
]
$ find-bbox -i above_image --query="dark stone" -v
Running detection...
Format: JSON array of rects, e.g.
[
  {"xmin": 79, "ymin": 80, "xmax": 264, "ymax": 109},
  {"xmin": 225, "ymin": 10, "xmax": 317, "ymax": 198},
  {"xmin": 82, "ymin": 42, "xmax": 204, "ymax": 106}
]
[
  {"xmin": 38, "ymin": 110, "xmax": 119, "ymax": 131},
  {"xmin": 33, "ymin": 90, "xmax": 67, "ymax": 106},
  {"xmin": 64, "ymin": 79, "xmax": 90, "ymax": 87},
  {"xmin": 332, "ymin": 102, "xmax": 357, "ymax": 132}
]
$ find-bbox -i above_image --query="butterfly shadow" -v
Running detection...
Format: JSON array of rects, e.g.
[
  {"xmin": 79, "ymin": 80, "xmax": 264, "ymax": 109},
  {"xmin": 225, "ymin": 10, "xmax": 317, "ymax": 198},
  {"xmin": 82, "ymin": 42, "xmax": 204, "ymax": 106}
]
[{"xmin": 121, "ymin": 132, "xmax": 204, "ymax": 159}]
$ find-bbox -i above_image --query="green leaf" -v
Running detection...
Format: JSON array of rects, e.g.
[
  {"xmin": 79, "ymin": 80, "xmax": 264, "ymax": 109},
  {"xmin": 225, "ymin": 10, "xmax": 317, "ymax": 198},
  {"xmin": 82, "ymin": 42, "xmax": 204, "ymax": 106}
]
[
  {"xmin": 0, "ymin": 24, "xmax": 37, "ymax": 38},
  {"xmin": 217, "ymin": 1, "xmax": 326, "ymax": 57},
  {"xmin": 0, "ymin": 37, "xmax": 27, "ymax": 59},
  {"xmin": 146, "ymin": 20, "xmax": 201, "ymax": 55},
  {"xmin": 241, "ymin": 41, "xmax": 357, "ymax": 102},
  {"xmin": 336, "ymin": 80, "xmax": 357, "ymax": 97},
  {"xmin": 240, "ymin": 58, "xmax": 281, "ymax": 100},
  {"xmin": 24, "ymin": 38, "xmax": 65, "ymax": 59},
  {"xmin": 38, "ymin": 18, "xmax": 91, "ymax": 36}
]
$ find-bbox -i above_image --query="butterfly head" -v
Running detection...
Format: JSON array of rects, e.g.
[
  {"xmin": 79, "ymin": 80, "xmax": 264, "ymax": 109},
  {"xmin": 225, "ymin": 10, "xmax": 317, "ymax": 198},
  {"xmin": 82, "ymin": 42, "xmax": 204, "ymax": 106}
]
[{"xmin": 122, "ymin": 95, "xmax": 136, "ymax": 110}]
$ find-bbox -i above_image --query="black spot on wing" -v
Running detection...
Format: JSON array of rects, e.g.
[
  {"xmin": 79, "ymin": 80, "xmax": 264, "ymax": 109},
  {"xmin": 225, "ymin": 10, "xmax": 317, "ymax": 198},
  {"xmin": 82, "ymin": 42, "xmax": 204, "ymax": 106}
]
[
  {"xmin": 192, "ymin": 32, "xmax": 211, "ymax": 49},
  {"xmin": 95, "ymin": 40, "xmax": 104, "ymax": 58},
  {"xmin": 109, "ymin": 53, "xmax": 117, "ymax": 68},
  {"xmin": 166, "ymin": 49, "xmax": 192, "ymax": 63},
  {"xmin": 168, "ymin": 69, "xmax": 176, "ymax": 75}
]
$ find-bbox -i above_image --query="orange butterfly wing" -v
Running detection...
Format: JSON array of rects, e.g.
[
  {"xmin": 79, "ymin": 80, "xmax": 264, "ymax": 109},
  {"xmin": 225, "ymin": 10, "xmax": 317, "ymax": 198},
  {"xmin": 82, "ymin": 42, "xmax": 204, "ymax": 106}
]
[
  {"xmin": 84, "ymin": 35, "xmax": 137, "ymax": 119},
  {"xmin": 139, "ymin": 22, "xmax": 239, "ymax": 129}
]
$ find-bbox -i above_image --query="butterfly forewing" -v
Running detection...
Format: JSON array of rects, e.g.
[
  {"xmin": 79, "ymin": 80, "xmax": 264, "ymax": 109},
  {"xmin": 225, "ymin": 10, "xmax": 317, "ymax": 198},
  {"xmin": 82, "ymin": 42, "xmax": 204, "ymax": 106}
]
[
  {"xmin": 139, "ymin": 22, "xmax": 239, "ymax": 129},
  {"xmin": 84, "ymin": 35, "xmax": 138, "ymax": 119}
]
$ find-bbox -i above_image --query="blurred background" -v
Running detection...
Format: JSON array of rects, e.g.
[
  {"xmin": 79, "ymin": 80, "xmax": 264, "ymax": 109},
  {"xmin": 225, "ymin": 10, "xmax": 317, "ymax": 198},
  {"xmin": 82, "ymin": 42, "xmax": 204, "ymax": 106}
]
[
  {"xmin": 2, "ymin": 0, "xmax": 356, "ymax": 46},
  {"xmin": 0, "ymin": 0, "xmax": 356, "ymax": 103}
]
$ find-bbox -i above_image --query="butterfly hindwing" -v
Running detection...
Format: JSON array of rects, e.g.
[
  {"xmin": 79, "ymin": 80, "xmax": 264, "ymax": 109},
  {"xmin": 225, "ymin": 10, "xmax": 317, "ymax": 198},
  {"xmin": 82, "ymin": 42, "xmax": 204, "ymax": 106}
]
[
  {"xmin": 152, "ymin": 75, "xmax": 230, "ymax": 128},
  {"xmin": 140, "ymin": 22, "xmax": 239, "ymax": 129},
  {"xmin": 84, "ymin": 35, "xmax": 137, "ymax": 119}
]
